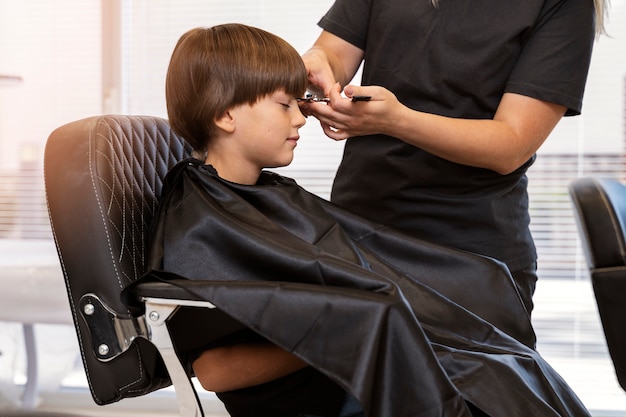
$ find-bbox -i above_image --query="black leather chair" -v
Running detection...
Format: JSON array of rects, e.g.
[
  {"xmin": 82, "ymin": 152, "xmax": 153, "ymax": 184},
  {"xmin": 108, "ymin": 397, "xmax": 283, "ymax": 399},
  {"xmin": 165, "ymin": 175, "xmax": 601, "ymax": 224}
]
[
  {"xmin": 569, "ymin": 177, "xmax": 626, "ymax": 392},
  {"xmin": 44, "ymin": 115, "xmax": 222, "ymax": 416}
]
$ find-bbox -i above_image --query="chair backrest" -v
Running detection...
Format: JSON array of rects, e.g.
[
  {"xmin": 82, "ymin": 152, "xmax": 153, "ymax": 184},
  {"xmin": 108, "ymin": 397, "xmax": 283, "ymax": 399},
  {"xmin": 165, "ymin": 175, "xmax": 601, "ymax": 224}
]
[
  {"xmin": 569, "ymin": 177, "xmax": 626, "ymax": 391},
  {"xmin": 44, "ymin": 115, "xmax": 190, "ymax": 404}
]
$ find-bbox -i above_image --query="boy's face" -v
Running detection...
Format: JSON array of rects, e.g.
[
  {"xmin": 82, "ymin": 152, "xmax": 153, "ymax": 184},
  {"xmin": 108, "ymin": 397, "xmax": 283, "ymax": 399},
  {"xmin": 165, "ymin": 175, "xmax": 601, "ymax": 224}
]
[{"xmin": 229, "ymin": 89, "xmax": 306, "ymax": 172}]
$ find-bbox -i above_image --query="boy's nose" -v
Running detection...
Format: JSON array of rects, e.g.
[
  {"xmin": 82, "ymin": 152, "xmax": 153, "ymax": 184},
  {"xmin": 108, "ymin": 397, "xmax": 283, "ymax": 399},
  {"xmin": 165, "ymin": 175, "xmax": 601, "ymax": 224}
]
[{"xmin": 294, "ymin": 108, "xmax": 306, "ymax": 128}]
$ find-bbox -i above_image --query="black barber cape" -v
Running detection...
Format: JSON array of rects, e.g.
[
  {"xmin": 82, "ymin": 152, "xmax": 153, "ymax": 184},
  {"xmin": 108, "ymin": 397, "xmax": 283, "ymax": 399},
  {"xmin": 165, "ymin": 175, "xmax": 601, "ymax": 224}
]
[{"xmin": 134, "ymin": 159, "xmax": 590, "ymax": 417}]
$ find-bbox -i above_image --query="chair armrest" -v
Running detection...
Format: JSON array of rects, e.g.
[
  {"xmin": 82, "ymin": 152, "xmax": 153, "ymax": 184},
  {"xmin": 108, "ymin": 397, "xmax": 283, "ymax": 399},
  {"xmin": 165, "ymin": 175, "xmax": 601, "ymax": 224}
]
[
  {"xmin": 130, "ymin": 278, "xmax": 248, "ymax": 357},
  {"xmin": 130, "ymin": 279, "xmax": 213, "ymax": 303}
]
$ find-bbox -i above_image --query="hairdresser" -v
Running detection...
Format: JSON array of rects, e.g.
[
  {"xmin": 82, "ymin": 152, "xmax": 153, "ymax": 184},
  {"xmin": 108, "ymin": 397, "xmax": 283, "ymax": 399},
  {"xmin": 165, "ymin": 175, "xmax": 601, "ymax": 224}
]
[{"xmin": 302, "ymin": 0, "xmax": 607, "ymax": 348}]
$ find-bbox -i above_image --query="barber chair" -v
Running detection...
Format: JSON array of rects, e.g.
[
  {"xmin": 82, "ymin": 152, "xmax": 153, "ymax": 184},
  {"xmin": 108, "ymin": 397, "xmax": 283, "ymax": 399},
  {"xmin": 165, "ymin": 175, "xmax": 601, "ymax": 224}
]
[
  {"xmin": 44, "ymin": 115, "xmax": 228, "ymax": 416},
  {"xmin": 569, "ymin": 177, "xmax": 626, "ymax": 392}
]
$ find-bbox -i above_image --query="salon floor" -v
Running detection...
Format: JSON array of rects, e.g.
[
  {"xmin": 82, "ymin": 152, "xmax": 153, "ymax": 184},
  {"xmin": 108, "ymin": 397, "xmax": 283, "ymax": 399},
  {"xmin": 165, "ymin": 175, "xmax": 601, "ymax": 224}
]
[
  {"xmin": 1, "ymin": 278, "xmax": 626, "ymax": 417},
  {"xmin": 0, "ymin": 382, "xmax": 229, "ymax": 417}
]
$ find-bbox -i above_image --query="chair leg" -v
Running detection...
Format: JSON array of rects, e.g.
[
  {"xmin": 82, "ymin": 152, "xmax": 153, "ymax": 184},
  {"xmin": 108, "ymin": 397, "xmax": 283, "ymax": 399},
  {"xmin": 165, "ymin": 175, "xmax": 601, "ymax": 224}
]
[
  {"xmin": 145, "ymin": 301, "xmax": 205, "ymax": 417},
  {"xmin": 21, "ymin": 324, "xmax": 38, "ymax": 410}
]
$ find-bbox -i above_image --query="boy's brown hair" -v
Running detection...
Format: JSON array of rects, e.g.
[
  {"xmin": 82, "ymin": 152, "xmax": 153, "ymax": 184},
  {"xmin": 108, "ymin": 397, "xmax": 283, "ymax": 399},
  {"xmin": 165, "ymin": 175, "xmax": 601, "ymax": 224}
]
[{"xmin": 166, "ymin": 23, "xmax": 308, "ymax": 153}]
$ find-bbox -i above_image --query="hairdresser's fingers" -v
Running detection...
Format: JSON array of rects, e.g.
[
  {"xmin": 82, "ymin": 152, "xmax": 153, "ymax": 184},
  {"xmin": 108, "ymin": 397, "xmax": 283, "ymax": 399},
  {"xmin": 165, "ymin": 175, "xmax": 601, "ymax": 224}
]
[
  {"xmin": 298, "ymin": 101, "xmax": 313, "ymax": 117},
  {"xmin": 327, "ymin": 83, "xmax": 344, "ymax": 107},
  {"xmin": 320, "ymin": 121, "xmax": 350, "ymax": 141},
  {"xmin": 304, "ymin": 101, "xmax": 333, "ymax": 119},
  {"xmin": 302, "ymin": 48, "xmax": 338, "ymax": 96},
  {"xmin": 343, "ymin": 84, "xmax": 368, "ymax": 101}
]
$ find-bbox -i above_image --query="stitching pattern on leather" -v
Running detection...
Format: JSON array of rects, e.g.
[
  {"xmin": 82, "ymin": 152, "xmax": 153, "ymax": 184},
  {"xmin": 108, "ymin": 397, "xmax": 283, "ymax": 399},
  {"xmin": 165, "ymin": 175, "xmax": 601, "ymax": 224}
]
[
  {"xmin": 95, "ymin": 115, "xmax": 189, "ymax": 287},
  {"xmin": 90, "ymin": 115, "xmax": 189, "ymax": 396}
]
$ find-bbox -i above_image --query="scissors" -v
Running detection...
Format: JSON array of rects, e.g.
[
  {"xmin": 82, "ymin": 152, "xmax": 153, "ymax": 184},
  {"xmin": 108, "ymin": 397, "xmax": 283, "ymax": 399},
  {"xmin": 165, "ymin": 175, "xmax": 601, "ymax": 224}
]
[
  {"xmin": 297, "ymin": 94, "xmax": 330, "ymax": 103},
  {"xmin": 297, "ymin": 93, "xmax": 371, "ymax": 103}
]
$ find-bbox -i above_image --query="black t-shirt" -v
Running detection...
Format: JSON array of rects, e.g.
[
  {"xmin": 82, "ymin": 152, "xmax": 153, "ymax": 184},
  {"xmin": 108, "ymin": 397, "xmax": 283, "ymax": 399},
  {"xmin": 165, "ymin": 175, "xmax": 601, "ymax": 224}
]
[
  {"xmin": 174, "ymin": 314, "xmax": 346, "ymax": 417},
  {"xmin": 217, "ymin": 363, "xmax": 346, "ymax": 417},
  {"xmin": 320, "ymin": 0, "xmax": 595, "ymax": 270}
]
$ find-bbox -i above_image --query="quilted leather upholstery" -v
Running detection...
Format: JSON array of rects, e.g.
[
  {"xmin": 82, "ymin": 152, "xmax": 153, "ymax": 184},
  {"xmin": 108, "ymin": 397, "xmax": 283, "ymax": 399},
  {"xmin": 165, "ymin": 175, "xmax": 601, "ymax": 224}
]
[
  {"xmin": 569, "ymin": 177, "xmax": 626, "ymax": 392},
  {"xmin": 45, "ymin": 115, "xmax": 191, "ymax": 404}
]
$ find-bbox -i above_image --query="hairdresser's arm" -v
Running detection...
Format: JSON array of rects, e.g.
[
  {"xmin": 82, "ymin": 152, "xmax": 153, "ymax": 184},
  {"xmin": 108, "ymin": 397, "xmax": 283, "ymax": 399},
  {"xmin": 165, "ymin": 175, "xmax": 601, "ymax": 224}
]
[
  {"xmin": 192, "ymin": 342, "xmax": 307, "ymax": 392},
  {"xmin": 313, "ymin": 85, "xmax": 566, "ymax": 175},
  {"xmin": 303, "ymin": 30, "xmax": 566, "ymax": 175}
]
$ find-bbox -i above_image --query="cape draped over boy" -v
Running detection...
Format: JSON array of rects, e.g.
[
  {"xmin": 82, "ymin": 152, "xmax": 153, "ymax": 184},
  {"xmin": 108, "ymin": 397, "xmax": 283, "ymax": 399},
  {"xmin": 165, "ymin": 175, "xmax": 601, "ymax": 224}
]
[{"xmin": 126, "ymin": 158, "xmax": 591, "ymax": 417}]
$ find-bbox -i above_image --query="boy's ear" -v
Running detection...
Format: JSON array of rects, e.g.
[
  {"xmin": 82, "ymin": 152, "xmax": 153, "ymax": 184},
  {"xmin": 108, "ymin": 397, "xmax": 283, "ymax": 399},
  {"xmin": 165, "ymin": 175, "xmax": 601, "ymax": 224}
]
[{"xmin": 214, "ymin": 110, "xmax": 236, "ymax": 133}]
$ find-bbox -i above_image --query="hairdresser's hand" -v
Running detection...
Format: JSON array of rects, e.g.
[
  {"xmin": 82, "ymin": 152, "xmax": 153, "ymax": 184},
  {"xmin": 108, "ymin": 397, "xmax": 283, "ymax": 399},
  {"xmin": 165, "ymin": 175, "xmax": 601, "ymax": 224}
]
[
  {"xmin": 301, "ymin": 46, "xmax": 337, "ymax": 99},
  {"xmin": 299, "ymin": 47, "xmax": 337, "ymax": 118},
  {"xmin": 309, "ymin": 83, "xmax": 404, "ymax": 141},
  {"xmin": 301, "ymin": 31, "xmax": 364, "ymax": 116}
]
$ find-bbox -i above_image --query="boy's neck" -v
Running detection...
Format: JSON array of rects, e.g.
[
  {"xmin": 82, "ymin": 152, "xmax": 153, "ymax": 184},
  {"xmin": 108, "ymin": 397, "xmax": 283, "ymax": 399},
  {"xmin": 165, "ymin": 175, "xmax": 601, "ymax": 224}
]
[{"xmin": 204, "ymin": 156, "xmax": 261, "ymax": 185}]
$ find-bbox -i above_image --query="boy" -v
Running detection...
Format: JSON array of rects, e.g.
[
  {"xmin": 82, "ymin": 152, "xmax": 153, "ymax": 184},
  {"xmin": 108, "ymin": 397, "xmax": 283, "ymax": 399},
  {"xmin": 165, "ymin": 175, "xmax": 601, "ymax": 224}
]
[{"xmin": 163, "ymin": 24, "xmax": 357, "ymax": 417}]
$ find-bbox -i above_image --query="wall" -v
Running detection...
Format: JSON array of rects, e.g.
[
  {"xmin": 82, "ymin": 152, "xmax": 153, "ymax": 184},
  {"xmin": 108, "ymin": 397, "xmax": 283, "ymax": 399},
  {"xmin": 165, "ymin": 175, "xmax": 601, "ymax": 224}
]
[{"xmin": 0, "ymin": 0, "xmax": 102, "ymax": 170}]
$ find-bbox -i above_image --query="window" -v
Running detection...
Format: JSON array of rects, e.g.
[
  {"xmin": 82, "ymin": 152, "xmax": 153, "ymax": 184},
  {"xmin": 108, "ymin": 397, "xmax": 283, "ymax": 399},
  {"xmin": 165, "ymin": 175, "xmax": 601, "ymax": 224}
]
[
  {"xmin": 0, "ymin": 0, "xmax": 101, "ymax": 238},
  {"xmin": 0, "ymin": 1, "xmax": 625, "ymax": 414}
]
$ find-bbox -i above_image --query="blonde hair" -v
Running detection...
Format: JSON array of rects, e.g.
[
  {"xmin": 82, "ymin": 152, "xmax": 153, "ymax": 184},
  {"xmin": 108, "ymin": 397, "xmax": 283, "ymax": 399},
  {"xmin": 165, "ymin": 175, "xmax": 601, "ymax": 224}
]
[{"xmin": 594, "ymin": 0, "xmax": 610, "ymax": 35}]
